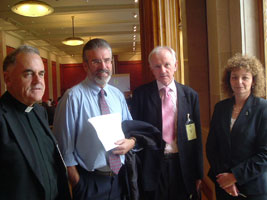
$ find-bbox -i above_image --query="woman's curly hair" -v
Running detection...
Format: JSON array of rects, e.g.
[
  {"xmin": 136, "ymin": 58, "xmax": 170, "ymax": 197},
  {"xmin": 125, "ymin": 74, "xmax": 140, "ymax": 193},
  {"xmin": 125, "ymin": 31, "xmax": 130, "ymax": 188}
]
[{"xmin": 222, "ymin": 53, "xmax": 265, "ymax": 98}]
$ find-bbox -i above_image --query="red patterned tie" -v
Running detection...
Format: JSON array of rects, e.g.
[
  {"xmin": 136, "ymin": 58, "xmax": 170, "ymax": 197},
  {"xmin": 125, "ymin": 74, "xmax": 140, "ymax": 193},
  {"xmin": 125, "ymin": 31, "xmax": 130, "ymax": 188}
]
[
  {"xmin": 161, "ymin": 87, "xmax": 175, "ymax": 143},
  {"xmin": 99, "ymin": 88, "xmax": 122, "ymax": 174},
  {"xmin": 99, "ymin": 89, "xmax": 110, "ymax": 115}
]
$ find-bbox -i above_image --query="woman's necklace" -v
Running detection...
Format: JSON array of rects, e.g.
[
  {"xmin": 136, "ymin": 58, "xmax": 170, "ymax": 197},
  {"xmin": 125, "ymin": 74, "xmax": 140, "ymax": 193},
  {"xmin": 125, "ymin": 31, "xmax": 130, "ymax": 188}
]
[{"xmin": 233, "ymin": 105, "xmax": 242, "ymax": 114}]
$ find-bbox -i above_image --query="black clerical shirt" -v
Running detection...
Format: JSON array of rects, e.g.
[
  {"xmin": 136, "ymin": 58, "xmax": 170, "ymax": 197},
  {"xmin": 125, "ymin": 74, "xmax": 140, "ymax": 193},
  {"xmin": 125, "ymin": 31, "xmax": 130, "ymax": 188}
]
[{"xmin": 10, "ymin": 94, "xmax": 59, "ymax": 200}]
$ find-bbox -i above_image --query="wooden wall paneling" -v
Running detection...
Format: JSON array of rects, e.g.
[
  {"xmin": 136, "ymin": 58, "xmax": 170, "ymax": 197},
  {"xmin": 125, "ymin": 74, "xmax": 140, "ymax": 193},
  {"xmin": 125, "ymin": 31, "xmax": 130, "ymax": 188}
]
[
  {"xmin": 185, "ymin": 0, "xmax": 210, "ymax": 127},
  {"xmin": 3, "ymin": 46, "xmax": 16, "ymax": 94},
  {"xmin": 42, "ymin": 58, "xmax": 49, "ymax": 101},
  {"xmin": 160, "ymin": 0, "xmax": 182, "ymax": 82},
  {"xmin": 139, "ymin": 0, "xmax": 156, "ymax": 84},
  {"xmin": 259, "ymin": 0, "xmax": 266, "ymax": 98},
  {"xmin": 263, "ymin": 0, "xmax": 267, "ymax": 97},
  {"xmin": 113, "ymin": 55, "xmax": 118, "ymax": 74},
  {"xmin": 52, "ymin": 61, "xmax": 57, "ymax": 102},
  {"xmin": 60, "ymin": 63, "xmax": 86, "ymax": 94},
  {"xmin": 60, "ymin": 64, "xmax": 64, "ymax": 95},
  {"xmin": 139, "ymin": 0, "xmax": 182, "ymax": 84},
  {"xmin": 6, "ymin": 46, "xmax": 15, "ymax": 55},
  {"xmin": 185, "ymin": 0, "xmax": 212, "ymax": 199},
  {"xmin": 117, "ymin": 60, "xmax": 143, "ymax": 91}
]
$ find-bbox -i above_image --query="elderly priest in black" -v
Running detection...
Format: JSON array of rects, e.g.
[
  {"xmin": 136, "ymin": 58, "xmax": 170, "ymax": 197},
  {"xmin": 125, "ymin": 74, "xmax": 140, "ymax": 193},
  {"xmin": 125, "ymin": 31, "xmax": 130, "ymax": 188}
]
[{"xmin": 0, "ymin": 45, "xmax": 71, "ymax": 200}]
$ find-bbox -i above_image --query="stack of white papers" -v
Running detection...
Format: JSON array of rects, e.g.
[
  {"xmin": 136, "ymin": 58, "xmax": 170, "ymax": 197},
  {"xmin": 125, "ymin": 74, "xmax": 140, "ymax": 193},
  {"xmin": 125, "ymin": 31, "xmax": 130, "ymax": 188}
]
[{"xmin": 88, "ymin": 113, "xmax": 125, "ymax": 151}]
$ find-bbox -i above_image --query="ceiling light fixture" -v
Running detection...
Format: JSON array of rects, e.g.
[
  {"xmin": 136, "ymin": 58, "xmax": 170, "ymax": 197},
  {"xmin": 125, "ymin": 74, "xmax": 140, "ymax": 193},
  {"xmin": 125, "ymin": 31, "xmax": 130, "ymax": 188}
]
[
  {"xmin": 11, "ymin": 0, "xmax": 54, "ymax": 17},
  {"xmin": 62, "ymin": 16, "xmax": 84, "ymax": 46},
  {"xmin": 133, "ymin": 13, "xmax": 138, "ymax": 18}
]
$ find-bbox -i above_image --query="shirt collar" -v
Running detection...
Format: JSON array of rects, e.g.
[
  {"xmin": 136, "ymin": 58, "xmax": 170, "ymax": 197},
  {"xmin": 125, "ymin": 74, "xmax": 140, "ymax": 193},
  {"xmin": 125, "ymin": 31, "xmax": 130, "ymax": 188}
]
[
  {"xmin": 156, "ymin": 79, "xmax": 176, "ymax": 93},
  {"xmin": 84, "ymin": 77, "xmax": 110, "ymax": 97},
  {"xmin": 6, "ymin": 91, "xmax": 35, "ymax": 113}
]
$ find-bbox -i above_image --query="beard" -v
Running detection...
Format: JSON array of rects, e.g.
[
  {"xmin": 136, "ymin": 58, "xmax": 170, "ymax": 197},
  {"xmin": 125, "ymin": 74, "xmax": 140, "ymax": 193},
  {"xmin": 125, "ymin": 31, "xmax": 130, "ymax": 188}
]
[{"xmin": 93, "ymin": 69, "xmax": 112, "ymax": 87}]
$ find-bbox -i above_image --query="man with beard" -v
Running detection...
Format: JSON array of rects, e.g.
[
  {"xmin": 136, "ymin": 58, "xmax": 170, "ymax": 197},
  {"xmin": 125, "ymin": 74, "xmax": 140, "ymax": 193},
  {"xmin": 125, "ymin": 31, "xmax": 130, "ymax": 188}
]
[
  {"xmin": 0, "ymin": 45, "xmax": 71, "ymax": 200},
  {"xmin": 53, "ymin": 38, "xmax": 134, "ymax": 200}
]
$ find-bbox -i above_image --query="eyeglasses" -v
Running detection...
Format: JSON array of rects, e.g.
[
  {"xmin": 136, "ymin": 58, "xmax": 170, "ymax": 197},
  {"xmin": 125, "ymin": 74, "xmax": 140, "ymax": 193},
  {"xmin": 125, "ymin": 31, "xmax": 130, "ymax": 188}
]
[{"xmin": 91, "ymin": 58, "xmax": 112, "ymax": 66}]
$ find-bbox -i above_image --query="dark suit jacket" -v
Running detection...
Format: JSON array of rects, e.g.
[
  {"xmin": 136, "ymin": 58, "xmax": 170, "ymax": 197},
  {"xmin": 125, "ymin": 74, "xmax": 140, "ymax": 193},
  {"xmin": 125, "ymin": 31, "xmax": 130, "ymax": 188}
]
[
  {"xmin": 131, "ymin": 80, "xmax": 203, "ymax": 194},
  {"xmin": 120, "ymin": 120, "xmax": 162, "ymax": 200},
  {"xmin": 0, "ymin": 92, "xmax": 71, "ymax": 200},
  {"xmin": 206, "ymin": 95, "xmax": 267, "ymax": 195}
]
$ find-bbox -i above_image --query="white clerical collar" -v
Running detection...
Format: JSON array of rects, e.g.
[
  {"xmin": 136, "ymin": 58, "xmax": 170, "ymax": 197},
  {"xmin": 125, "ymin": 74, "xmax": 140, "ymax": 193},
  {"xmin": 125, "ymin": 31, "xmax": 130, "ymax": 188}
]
[{"xmin": 25, "ymin": 106, "xmax": 34, "ymax": 113}]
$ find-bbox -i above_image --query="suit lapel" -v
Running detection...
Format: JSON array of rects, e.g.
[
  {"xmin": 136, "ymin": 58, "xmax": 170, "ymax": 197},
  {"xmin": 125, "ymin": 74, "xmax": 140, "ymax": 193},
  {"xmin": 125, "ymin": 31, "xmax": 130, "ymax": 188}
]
[
  {"xmin": 34, "ymin": 106, "xmax": 66, "ymax": 168},
  {"xmin": 175, "ymin": 82, "xmax": 192, "ymax": 146},
  {"xmin": 34, "ymin": 107, "xmax": 57, "ymax": 144},
  {"xmin": 149, "ymin": 81, "xmax": 162, "ymax": 129},
  {"xmin": 176, "ymin": 83, "xmax": 187, "ymax": 131},
  {"xmin": 231, "ymin": 95, "xmax": 254, "ymax": 135},
  {"xmin": 150, "ymin": 81, "xmax": 161, "ymax": 111},
  {"xmin": 1, "ymin": 101, "xmax": 45, "ymax": 189},
  {"xmin": 221, "ymin": 96, "xmax": 254, "ymax": 154},
  {"xmin": 220, "ymin": 98, "xmax": 234, "ymax": 149}
]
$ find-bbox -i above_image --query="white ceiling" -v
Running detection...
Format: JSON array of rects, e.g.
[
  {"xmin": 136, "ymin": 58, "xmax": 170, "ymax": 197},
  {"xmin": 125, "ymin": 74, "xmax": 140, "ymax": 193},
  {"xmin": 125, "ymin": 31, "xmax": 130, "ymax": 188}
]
[{"xmin": 0, "ymin": 0, "xmax": 140, "ymax": 57}]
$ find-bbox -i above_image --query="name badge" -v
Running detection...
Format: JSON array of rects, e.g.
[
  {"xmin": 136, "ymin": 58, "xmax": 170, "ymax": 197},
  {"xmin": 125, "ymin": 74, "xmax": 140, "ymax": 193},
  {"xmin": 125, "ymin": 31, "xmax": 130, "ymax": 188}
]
[{"xmin": 185, "ymin": 114, "xmax": 197, "ymax": 141}]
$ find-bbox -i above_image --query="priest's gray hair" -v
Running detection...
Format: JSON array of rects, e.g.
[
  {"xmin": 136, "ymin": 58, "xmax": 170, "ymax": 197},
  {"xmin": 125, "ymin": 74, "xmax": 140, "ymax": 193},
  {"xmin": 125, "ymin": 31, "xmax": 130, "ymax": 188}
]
[{"xmin": 3, "ymin": 45, "xmax": 40, "ymax": 71}]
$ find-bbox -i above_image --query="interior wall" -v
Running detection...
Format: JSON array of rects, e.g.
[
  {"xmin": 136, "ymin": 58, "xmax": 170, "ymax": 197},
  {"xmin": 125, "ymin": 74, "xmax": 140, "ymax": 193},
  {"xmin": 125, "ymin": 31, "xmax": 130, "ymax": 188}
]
[
  {"xmin": 0, "ymin": 32, "xmax": 10, "ymax": 95},
  {"xmin": 52, "ymin": 61, "xmax": 58, "ymax": 102},
  {"xmin": 184, "ymin": 0, "xmax": 210, "ymax": 129},
  {"xmin": 60, "ymin": 63, "xmax": 85, "ymax": 95},
  {"xmin": 207, "ymin": 0, "xmax": 232, "ymax": 115},
  {"xmin": 116, "ymin": 60, "xmax": 143, "ymax": 91},
  {"xmin": 183, "ymin": 0, "xmax": 211, "ymax": 199},
  {"xmin": 241, "ymin": 0, "xmax": 261, "ymax": 57},
  {"xmin": 5, "ymin": 33, "xmax": 21, "ymax": 48},
  {"xmin": 117, "ymin": 52, "xmax": 142, "ymax": 61},
  {"xmin": 42, "ymin": 58, "xmax": 49, "ymax": 101},
  {"xmin": 59, "ymin": 55, "xmax": 82, "ymax": 64}
]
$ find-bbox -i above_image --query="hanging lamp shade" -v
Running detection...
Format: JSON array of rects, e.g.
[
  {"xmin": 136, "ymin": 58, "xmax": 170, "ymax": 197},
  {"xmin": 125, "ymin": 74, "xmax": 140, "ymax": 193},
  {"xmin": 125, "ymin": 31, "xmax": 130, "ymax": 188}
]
[
  {"xmin": 11, "ymin": 0, "xmax": 54, "ymax": 17},
  {"xmin": 62, "ymin": 16, "xmax": 84, "ymax": 46},
  {"xmin": 62, "ymin": 37, "xmax": 84, "ymax": 46}
]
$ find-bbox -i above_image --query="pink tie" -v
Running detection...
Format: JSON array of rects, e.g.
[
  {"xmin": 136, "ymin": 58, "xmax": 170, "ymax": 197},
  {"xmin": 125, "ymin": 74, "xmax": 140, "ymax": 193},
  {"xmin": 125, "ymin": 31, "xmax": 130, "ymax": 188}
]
[
  {"xmin": 161, "ymin": 87, "xmax": 175, "ymax": 143},
  {"xmin": 99, "ymin": 89, "xmax": 122, "ymax": 174}
]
